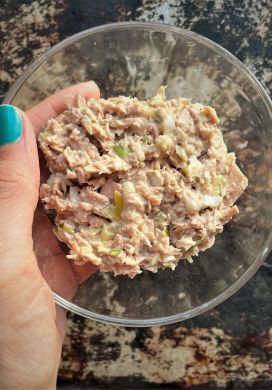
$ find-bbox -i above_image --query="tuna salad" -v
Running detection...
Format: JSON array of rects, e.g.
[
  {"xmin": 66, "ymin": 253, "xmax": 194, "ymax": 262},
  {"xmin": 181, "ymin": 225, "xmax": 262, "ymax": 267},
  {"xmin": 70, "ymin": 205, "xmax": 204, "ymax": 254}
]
[{"xmin": 39, "ymin": 87, "xmax": 248, "ymax": 278}]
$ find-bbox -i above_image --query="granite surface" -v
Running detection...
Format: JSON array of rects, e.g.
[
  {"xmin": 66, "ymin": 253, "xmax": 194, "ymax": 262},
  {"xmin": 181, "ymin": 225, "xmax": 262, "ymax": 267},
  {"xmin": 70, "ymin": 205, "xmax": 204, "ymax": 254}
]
[{"xmin": 1, "ymin": 0, "xmax": 272, "ymax": 389}]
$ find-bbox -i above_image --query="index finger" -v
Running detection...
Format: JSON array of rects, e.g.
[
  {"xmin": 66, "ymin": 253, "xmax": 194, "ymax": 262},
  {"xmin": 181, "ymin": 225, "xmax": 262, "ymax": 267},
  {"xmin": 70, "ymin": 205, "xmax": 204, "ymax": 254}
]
[{"xmin": 27, "ymin": 81, "xmax": 100, "ymax": 135}]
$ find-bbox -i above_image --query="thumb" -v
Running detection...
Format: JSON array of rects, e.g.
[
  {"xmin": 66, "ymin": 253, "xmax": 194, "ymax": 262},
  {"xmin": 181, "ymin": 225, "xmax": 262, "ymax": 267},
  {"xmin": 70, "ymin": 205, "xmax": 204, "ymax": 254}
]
[{"xmin": 0, "ymin": 105, "xmax": 39, "ymax": 274}]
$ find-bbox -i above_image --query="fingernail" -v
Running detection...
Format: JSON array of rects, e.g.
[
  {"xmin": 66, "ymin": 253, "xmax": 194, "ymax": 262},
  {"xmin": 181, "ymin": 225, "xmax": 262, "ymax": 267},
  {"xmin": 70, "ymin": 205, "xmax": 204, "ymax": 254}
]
[
  {"xmin": 88, "ymin": 80, "xmax": 98, "ymax": 87},
  {"xmin": 0, "ymin": 105, "xmax": 22, "ymax": 146},
  {"xmin": 84, "ymin": 80, "xmax": 99, "ymax": 91}
]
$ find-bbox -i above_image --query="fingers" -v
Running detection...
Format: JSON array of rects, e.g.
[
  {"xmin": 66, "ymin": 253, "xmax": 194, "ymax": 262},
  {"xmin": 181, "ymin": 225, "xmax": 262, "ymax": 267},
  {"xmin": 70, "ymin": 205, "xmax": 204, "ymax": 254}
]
[{"xmin": 27, "ymin": 81, "xmax": 100, "ymax": 135}]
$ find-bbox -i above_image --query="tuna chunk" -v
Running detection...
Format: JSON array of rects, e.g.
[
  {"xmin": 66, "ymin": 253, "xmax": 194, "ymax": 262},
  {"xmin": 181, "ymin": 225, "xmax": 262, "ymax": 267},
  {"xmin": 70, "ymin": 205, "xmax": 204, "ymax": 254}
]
[
  {"xmin": 224, "ymin": 163, "xmax": 248, "ymax": 206},
  {"xmin": 100, "ymin": 179, "xmax": 122, "ymax": 200},
  {"xmin": 39, "ymin": 87, "xmax": 248, "ymax": 278}
]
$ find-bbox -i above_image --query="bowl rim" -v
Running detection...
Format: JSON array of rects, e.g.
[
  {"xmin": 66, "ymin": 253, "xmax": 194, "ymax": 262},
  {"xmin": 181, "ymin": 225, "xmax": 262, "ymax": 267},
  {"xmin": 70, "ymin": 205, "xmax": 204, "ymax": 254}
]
[{"xmin": 4, "ymin": 21, "xmax": 272, "ymax": 327}]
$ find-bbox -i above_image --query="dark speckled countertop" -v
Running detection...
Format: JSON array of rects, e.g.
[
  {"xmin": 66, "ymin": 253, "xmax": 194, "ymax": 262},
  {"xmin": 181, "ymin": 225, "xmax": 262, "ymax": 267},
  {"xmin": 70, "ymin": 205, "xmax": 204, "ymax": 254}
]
[{"xmin": 1, "ymin": 1, "xmax": 272, "ymax": 389}]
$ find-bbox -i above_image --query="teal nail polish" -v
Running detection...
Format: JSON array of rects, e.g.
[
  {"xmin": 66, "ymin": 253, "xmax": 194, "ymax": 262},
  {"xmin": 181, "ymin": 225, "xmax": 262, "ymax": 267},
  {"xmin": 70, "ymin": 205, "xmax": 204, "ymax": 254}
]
[{"xmin": 0, "ymin": 104, "xmax": 22, "ymax": 146}]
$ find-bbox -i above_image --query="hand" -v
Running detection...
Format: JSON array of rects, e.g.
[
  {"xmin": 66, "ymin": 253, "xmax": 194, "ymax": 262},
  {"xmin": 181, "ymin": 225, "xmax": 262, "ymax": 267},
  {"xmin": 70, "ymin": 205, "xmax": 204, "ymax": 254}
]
[{"xmin": 0, "ymin": 81, "xmax": 99, "ymax": 389}]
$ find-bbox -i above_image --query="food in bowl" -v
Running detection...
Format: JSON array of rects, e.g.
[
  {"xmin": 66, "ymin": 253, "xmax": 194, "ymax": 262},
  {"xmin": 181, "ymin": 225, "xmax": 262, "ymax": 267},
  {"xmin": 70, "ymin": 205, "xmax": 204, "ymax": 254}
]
[{"xmin": 39, "ymin": 87, "xmax": 248, "ymax": 278}]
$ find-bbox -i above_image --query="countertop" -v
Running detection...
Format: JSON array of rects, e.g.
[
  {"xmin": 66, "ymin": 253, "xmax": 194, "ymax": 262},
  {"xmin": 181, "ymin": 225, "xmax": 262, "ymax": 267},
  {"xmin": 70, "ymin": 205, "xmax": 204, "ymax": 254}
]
[{"xmin": 1, "ymin": 1, "xmax": 272, "ymax": 389}]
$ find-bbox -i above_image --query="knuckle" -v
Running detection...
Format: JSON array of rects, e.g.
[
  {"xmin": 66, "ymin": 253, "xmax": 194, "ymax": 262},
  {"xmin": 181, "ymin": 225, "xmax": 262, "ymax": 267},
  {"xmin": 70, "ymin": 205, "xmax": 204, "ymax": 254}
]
[{"xmin": 0, "ymin": 161, "xmax": 38, "ymax": 202}]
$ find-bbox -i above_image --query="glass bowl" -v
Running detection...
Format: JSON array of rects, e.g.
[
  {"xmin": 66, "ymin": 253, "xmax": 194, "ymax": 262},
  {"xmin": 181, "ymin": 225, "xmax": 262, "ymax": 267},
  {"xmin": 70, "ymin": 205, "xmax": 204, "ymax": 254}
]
[{"xmin": 4, "ymin": 22, "xmax": 272, "ymax": 327}]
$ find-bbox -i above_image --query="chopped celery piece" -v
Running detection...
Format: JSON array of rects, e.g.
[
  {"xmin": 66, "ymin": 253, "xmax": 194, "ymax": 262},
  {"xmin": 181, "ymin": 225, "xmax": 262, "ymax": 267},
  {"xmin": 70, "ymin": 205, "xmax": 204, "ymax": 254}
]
[
  {"xmin": 100, "ymin": 228, "xmax": 114, "ymax": 241},
  {"xmin": 163, "ymin": 263, "xmax": 175, "ymax": 270},
  {"xmin": 114, "ymin": 191, "xmax": 124, "ymax": 220},
  {"xmin": 113, "ymin": 144, "xmax": 131, "ymax": 158},
  {"xmin": 81, "ymin": 118, "xmax": 93, "ymax": 134},
  {"xmin": 82, "ymin": 117, "xmax": 105, "ymax": 134},
  {"xmin": 58, "ymin": 223, "xmax": 73, "ymax": 234},
  {"xmin": 40, "ymin": 131, "xmax": 52, "ymax": 140},
  {"xmin": 109, "ymin": 248, "xmax": 121, "ymax": 256},
  {"xmin": 175, "ymin": 145, "xmax": 188, "ymax": 162},
  {"xmin": 212, "ymin": 175, "xmax": 225, "ymax": 196},
  {"xmin": 163, "ymin": 225, "xmax": 170, "ymax": 237},
  {"xmin": 153, "ymin": 109, "xmax": 164, "ymax": 123},
  {"xmin": 227, "ymin": 153, "xmax": 235, "ymax": 163},
  {"xmin": 154, "ymin": 212, "xmax": 168, "ymax": 229}
]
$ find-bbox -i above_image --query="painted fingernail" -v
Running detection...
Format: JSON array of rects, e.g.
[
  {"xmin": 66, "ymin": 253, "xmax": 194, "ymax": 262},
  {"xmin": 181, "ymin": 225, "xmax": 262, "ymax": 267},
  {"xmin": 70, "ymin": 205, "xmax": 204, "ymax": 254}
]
[{"xmin": 0, "ymin": 105, "xmax": 22, "ymax": 146}]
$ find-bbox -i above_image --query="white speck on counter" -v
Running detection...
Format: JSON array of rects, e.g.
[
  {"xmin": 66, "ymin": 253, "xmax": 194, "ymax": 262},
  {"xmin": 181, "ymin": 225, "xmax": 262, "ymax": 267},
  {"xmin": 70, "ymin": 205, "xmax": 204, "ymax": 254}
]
[{"xmin": 178, "ymin": 292, "xmax": 186, "ymax": 299}]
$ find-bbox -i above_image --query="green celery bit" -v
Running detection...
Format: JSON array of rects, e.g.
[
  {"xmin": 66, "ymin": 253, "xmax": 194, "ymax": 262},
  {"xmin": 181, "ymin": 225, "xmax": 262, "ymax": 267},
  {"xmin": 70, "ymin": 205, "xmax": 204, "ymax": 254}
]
[
  {"xmin": 163, "ymin": 225, "xmax": 170, "ymax": 237},
  {"xmin": 40, "ymin": 131, "xmax": 52, "ymax": 140},
  {"xmin": 100, "ymin": 228, "xmax": 114, "ymax": 241},
  {"xmin": 113, "ymin": 144, "xmax": 131, "ymax": 158},
  {"xmin": 175, "ymin": 145, "xmax": 188, "ymax": 162},
  {"xmin": 109, "ymin": 248, "xmax": 121, "ymax": 256},
  {"xmin": 58, "ymin": 223, "xmax": 73, "ymax": 234},
  {"xmin": 212, "ymin": 175, "xmax": 225, "ymax": 196},
  {"xmin": 153, "ymin": 109, "xmax": 164, "ymax": 123},
  {"xmin": 163, "ymin": 263, "xmax": 175, "ymax": 270}
]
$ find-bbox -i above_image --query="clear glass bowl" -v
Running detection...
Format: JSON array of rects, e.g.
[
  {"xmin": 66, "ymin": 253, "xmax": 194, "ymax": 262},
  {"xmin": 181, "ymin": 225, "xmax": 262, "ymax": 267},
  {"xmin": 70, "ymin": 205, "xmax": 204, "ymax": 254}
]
[{"xmin": 4, "ymin": 22, "xmax": 272, "ymax": 326}]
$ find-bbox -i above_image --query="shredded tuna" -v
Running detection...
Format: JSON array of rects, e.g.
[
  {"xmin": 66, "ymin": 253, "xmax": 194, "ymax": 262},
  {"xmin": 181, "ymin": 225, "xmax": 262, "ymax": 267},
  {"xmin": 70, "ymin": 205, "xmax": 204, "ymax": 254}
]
[{"xmin": 39, "ymin": 87, "xmax": 248, "ymax": 278}]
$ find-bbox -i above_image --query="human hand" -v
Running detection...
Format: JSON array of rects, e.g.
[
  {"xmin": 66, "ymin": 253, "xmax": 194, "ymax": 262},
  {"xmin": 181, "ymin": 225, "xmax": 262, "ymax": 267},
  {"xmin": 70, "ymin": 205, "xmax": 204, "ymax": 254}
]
[{"xmin": 0, "ymin": 81, "xmax": 99, "ymax": 389}]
